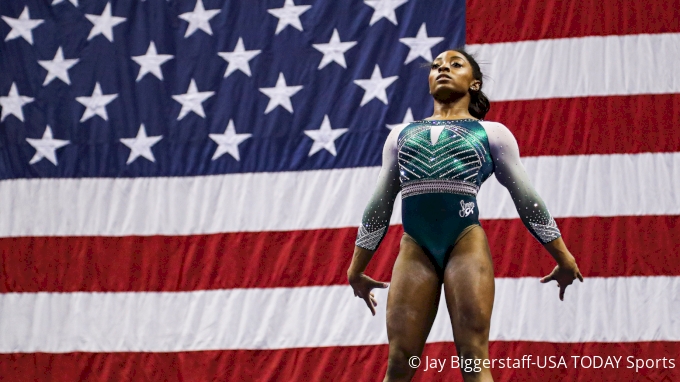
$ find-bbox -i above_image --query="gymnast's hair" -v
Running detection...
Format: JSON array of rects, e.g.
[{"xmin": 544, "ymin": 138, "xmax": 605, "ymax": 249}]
[{"xmin": 452, "ymin": 48, "xmax": 491, "ymax": 120}]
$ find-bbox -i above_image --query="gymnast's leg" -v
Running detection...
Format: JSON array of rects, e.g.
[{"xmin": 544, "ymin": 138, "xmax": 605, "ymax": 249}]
[
  {"xmin": 443, "ymin": 226, "xmax": 495, "ymax": 382},
  {"xmin": 383, "ymin": 234, "xmax": 442, "ymax": 382}
]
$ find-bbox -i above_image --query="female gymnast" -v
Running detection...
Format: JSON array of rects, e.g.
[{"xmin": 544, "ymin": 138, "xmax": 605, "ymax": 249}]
[{"xmin": 347, "ymin": 49, "xmax": 584, "ymax": 382}]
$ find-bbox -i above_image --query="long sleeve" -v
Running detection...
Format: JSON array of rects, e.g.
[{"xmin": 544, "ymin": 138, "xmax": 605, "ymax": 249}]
[
  {"xmin": 482, "ymin": 121, "xmax": 562, "ymax": 244},
  {"xmin": 355, "ymin": 126, "xmax": 402, "ymax": 251}
]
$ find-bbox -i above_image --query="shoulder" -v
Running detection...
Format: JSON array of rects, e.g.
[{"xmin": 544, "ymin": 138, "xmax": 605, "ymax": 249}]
[
  {"xmin": 478, "ymin": 121, "xmax": 521, "ymax": 157},
  {"xmin": 385, "ymin": 121, "xmax": 414, "ymax": 146},
  {"xmin": 479, "ymin": 120, "xmax": 512, "ymax": 136},
  {"xmin": 389, "ymin": 122, "xmax": 411, "ymax": 137},
  {"xmin": 479, "ymin": 120, "xmax": 517, "ymax": 146},
  {"xmin": 393, "ymin": 120, "xmax": 421, "ymax": 137},
  {"xmin": 381, "ymin": 123, "xmax": 410, "ymax": 156}
]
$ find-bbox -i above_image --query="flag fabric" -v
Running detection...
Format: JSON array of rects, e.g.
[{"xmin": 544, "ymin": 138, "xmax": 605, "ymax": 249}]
[{"xmin": 0, "ymin": 0, "xmax": 678, "ymax": 380}]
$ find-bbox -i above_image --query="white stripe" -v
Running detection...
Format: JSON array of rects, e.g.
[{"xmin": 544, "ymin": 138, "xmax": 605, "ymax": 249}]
[
  {"xmin": 0, "ymin": 276, "xmax": 677, "ymax": 352},
  {"xmin": 0, "ymin": 152, "xmax": 678, "ymax": 237},
  {"xmin": 477, "ymin": 152, "xmax": 680, "ymax": 219},
  {"xmin": 467, "ymin": 33, "xmax": 680, "ymax": 101}
]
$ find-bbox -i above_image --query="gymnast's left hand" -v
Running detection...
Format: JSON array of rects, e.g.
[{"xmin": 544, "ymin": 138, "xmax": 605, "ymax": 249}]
[
  {"xmin": 348, "ymin": 272, "xmax": 388, "ymax": 316},
  {"xmin": 540, "ymin": 257, "xmax": 584, "ymax": 301}
]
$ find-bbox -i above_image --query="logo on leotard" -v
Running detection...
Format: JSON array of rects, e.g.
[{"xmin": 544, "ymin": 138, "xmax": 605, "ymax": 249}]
[{"xmin": 459, "ymin": 200, "xmax": 475, "ymax": 217}]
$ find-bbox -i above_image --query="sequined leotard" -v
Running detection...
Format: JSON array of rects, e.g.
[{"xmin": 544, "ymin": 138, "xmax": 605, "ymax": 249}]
[{"xmin": 355, "ymin": 119, "xmax": 561, "ymax": 279}]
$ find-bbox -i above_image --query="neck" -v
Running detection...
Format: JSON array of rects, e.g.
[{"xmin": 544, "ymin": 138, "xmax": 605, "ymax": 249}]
[{"xmin": 430, "ymin": 95, "xmax": 475, "ymax": 120}]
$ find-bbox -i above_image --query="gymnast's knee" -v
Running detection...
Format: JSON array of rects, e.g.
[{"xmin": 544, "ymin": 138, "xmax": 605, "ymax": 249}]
[
  {"xmin": 384, "ymin": 345, "xmax": 418, "ymax": 380},
  {"xmin": 456, "ymin": 346, "xmax": 489, "ymax": 378}
]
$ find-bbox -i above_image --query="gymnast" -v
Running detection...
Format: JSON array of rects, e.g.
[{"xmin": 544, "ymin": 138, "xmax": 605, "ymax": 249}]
[{"xmin": 347, "ymin": 49, "xmax": 584, "ymax": 382}]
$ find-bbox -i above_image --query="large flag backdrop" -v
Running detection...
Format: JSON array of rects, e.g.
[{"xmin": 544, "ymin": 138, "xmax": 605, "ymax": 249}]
[{"xmin": 0, "ymin": 0, "xmax": 678, "ymax": 380}]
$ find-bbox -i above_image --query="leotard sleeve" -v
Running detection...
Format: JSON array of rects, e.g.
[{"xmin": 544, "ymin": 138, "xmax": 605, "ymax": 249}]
[
  {"xmin": 482, "ymin": 121, "xmax": 562, "ymax": 244},
  {"xmin": 355, "ymin": 126, "xmax": 402, "ymax": 251}
]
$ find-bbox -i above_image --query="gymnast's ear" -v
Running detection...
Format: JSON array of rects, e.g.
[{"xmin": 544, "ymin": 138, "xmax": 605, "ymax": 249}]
[{"xmin": 469, "ymin": 79, "xmax": 481, "ymax": 92}]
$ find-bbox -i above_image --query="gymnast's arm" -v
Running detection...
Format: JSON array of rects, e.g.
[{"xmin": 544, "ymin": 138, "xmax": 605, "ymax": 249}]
[
  {"xmin": 483, "ymin": 121, "xmax": 583, "ymax": 300},
  {"xmin": 347, "ymin": 126, "xmax": 402, "ymax": 315}
]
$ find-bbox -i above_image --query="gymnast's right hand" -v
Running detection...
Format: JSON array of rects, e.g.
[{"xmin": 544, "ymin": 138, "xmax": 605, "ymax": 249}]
[{"xmin": 348, "ymin": 272, "xmax": 389, "ymax": 316}]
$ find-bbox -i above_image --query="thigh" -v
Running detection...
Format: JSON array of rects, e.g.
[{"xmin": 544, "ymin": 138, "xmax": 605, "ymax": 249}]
[
  {"xmin": 443, "ymin": 226, "xmax": 495, "ymax": 352},
  {"xmin": 386, "ymin": 234, "xmax": 442, "ymax": 353}
]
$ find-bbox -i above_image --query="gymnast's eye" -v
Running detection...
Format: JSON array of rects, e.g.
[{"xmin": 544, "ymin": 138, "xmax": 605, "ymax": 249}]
[
  {"xmin": 431, "ymin": 63, "xmax": 440, "ymax": 69},
  {"xmin": 452, "ymin": 62, "xmax": 463, "ymax": 68}
]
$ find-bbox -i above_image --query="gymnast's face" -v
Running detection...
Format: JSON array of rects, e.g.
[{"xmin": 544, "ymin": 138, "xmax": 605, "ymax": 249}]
[{"xmin": 428, "ymin": 50, "xmax": 480, "ymax": 102}]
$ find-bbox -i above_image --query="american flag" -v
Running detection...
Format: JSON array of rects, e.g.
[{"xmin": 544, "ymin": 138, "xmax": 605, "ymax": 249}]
[{"xmin": 0, "ymin": 0, "xmax": 678, "ymax": 380}]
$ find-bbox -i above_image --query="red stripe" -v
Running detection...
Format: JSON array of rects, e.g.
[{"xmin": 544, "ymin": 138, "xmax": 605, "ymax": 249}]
[
  {"xmin": 2, "ymin": 215, "xmax": 678, "ymax": 292},
  {"xmin": 488, "ymin": 215, "xmax": 680, "ymax": 279},
  {"xmin": 488, "ymin": 95, "xmax": 680, "ymax": 156},
  {"xmin": 466, "ymin": 0, "xmax": 680, "ymax": 44},
  {"xmin": 1, "ymin": 342, "xmax": 678, "ymax": 381}
]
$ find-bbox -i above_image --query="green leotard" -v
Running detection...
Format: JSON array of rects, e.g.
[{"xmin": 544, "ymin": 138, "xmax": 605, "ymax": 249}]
[{"xmin": 356, "ymin": 119, "xmax": 561, "ymax": 279}]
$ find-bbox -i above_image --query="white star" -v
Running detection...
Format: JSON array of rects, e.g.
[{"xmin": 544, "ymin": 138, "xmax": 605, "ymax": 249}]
[
  {"xmin": 172, "ymin": 79, "xmax": 214, "ymax": 120},
  {"xmin": 218, "ymin": 37, "xmax": 261, "ymax": 78},
  {"xmin": 267, "ymin": 0, "xmax": 311, "ymax": 35},
  {"xmin": 353, "ymin": 65, "xmax": 398, "ymax": 106},
  {"xmin": 0, "ymin": 83, "xmax": 34, "ymax": 122},
  {"xmin": 120, "ymin": 124, "xmax": 162, "ymax": 164},
  {"xmin": 85, "ymin": 2, "xmax": 126, "ymax": 42},
  {"xmin": 312, "ymin": 29, "xmax": 357, "ymax": 69},
  {"xmin": 75, "ymin": 82, "xmax": 118, "ymax": 122},
  {"xmin": 387, "ymin": 108, "xmax": 414, "ymax": 130},
  {"xmin": 364, "ymin": 0, "xmax": 408, "ymax": 26},
  {"xmin": 179, "ymin": 0, "xmax": 220, "ymax": 38},
  {"xmin": 259, "ymin": 72, "xmax": 303, "ymax": 114},
  {"xmin": 52, "ymin": 0, "xmax": 78, "ymax": 6},
  {"xmin": 1, "ymin": 6, "xmax": 44, "ymax": 45},
  {"xmin": 26, "ymin": 125, "xmax": 69, "ymax": 165},
  {"xmin": 38, "ymin": 47, "xmax": 79, "ymax": 86},
  {"xmin": 132, "ymin": 41, "xmax": 173, "ymax": 81},
  {"xmin": 209, "ymin": 119, "xmax": 251, "ymax": 161},
  {"xmin": 304, "ymin": 115, "xmax": 348, "ymax": 157},
  {"xmin": 399, "ymin": 23, "xmax": 444, "ymax": 64}
]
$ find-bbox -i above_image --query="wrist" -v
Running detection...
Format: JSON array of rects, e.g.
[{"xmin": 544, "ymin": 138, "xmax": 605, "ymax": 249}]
[
  {"xmin": 552, "ymin": 251, "xmax": 575, "ymax": 267},
  {"xmin": 542, "ymin": 236, "xmax": 575, "ymax": 266},
  {"xmin": 347, "ymin": 270, "xmax": 363, "ymax": 283},
  {"xmin": 347, "ymin": 246, "xmax": 374, "ymax": 277}
]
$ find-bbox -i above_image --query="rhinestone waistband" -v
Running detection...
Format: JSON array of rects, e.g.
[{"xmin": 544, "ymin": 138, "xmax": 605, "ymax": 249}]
[{"xmin": 401, "ymin": 179, "xmax": 479, "ymax": 198}]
